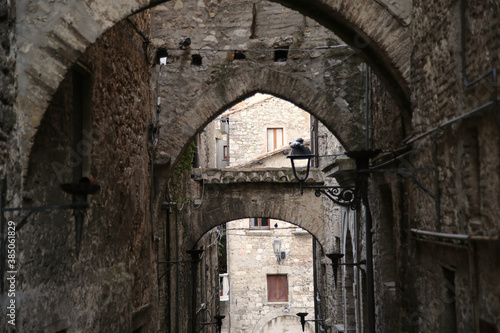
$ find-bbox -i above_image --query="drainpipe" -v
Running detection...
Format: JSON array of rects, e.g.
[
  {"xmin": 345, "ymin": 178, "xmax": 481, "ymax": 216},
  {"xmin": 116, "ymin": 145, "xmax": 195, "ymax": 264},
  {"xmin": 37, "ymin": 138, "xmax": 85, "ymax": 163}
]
[
  {"xmin": 226, "ymin": 229, "xmax": 232, "ymax": 333},
  {"xmin": 175, "ymin": 209, "xmax": 180, "ymax": 332},
  {"xmin": 346, "ymin": 150, "xmax": 380, "ymax": 333},
  {"xmin": 360, "ymin": 168, "xmax": 375, "ymax": 333},
  {"xmin": 312, "ymin": 239, "xmax": 319, "ymax": 332},
  {"xmin": 365, "ymin": 64, "xmax": 372, "ymax": 150},
  {"xmin": 188, "ymin": 249, "xmax": 204, "ymax": 333},
  {"xmin": 165, "ymin": 207, "xmax": 171, "ymax": 333}
]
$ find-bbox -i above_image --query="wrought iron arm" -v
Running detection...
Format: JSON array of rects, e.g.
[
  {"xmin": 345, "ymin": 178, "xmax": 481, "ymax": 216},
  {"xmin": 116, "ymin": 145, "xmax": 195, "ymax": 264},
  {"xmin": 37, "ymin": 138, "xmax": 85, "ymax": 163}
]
[{"xmin": 305, "ymin": 186, "xmax": 357, "ymax": 209}]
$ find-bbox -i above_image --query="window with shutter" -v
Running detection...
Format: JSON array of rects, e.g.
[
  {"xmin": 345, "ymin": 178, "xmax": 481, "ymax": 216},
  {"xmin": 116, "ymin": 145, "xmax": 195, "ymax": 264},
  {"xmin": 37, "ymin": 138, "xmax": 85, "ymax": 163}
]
[
  {"xmin": 267, "ymin": 128, "xmax": 283, "ymax": 151},
  {"xmin": 249, "ymin": 218, "xmax": 270, "ymax": 229},
  {"xmin": 267, "ymin": 274, "xmax": 288, "ymax": 302}
]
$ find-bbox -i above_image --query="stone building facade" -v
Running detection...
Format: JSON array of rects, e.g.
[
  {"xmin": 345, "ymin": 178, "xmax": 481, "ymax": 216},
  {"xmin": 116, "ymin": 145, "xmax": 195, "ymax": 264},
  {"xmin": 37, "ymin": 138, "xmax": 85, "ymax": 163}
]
[
  {"xmin": 1, "ymin": 0, "xmax": 500, "ymax": 333},
  {"xmin": 206, "ymin": 93, "xmax": 318, "ymax": 332},
  {"xmin": 222, "ymin": 93, "xmax": 310, "ymax": 167},
  {"xmin": 1, "ymin": 11, "xmax": 160, "ymax": 332},
  {"xmin": 224, "ymin": 218, "xmax": 315, "ymax": 333}
]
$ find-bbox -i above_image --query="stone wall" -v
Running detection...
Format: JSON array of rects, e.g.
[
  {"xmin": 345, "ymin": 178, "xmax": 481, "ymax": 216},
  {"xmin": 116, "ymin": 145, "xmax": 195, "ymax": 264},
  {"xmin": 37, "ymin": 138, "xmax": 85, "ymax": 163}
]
[
  {"xmin": 5, "ymin": 1, "xmax": 500, "ymax": 332},
  {"xmin": 151, "ymin": 0, "xmax": 367, "ymax": 172},
  {"xmin": 226, "ymin": 218, "xmax": 314, "ymax": 333},
  {"xmin": 0, "ymin": 0, "xmax": 16, "ymax": 187},
  {"xmin": 405, "ymin": 1, "xmax": 500, "ymax": 331},
  {"xmin": 223, "ymin": 93, "xmax": 310, "ymax": 166},
  {"xmin": 0, "ymin": 12, "xmax": 159, "ymax": 332},
  {"xmin": 10, "ymin": 0, "xmax": 410, "ymax": 179}
]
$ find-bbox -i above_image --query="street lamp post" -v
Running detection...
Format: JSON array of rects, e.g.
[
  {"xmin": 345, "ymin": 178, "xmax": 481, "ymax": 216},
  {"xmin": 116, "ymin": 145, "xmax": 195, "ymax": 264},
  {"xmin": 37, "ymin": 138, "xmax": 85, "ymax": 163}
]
[{"xmin": 287, "ymin": 138, "xmax": 379, "ymax": 333}]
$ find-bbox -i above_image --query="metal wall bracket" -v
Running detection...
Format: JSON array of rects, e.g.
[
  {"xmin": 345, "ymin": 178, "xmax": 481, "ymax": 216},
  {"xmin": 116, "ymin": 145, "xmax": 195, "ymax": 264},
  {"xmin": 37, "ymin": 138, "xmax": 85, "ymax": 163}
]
[
  {"xmin": 304, "ymin": 186, "xmax": 357, "ymax": 209},
  {"xmin": 0, "ymin": 179, "xmax": 99, "ymax": 291},
  {"xmin": 326, "ymin": 253, "xmax": 366, "ymax": 289},
  {"xmin": 296, "ymin": 312, "xmax": 325, "ymax": 332}
]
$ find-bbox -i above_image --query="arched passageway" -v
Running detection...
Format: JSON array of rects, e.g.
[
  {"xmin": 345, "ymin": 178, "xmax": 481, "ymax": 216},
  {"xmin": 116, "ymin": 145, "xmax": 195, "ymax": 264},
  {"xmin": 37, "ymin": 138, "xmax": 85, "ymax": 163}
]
[
  {"xmin": 14, "ymin": 0, "xmax": 410, "ymax": 178},
  {"xmin": 161, "ymin": 67, "xmax": 366, "ymax": 171},
  {"xmin": 188, "ymin": 171, "xmax": 328, "ymax": 249}
]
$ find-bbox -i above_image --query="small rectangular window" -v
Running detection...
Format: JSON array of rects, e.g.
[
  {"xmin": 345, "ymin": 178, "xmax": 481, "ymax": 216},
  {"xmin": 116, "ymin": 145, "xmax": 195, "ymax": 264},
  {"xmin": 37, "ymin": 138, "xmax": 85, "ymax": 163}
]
[
  {"xmin": 267, "ymin": 128, "xmax": 283, "ymax": 151},
  {"xmin": 267, "ymin": 274, "xmax": 288, "ymax": 302},
  {"xmin": 223, "ymin": 145, "xmax": 228, "ymax": 160},
  {"xmin": 274, "ymin": 47, "xmax": 289, "ymax": 62},
  {"xmin": 250, "ymin": 218, "xmax": 270, "ymax": 229}
]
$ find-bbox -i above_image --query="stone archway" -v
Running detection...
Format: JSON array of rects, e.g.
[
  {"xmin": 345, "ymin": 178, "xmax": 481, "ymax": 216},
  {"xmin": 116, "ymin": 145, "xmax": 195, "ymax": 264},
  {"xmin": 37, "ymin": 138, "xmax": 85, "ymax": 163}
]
[
  {"xmin": 188, "ymin": 179, "xmax": 329, "ymax": 251},
  {"xmin": 161, "ymin": 66, "xmax": 366, "ymax": 171},
  {"xmin": 14, "ymin": 0, "xmax": 410, "ymax": 179},
  {"xmin": 254, "ymin": 313, "xmax": 315, "ymax": 333}
]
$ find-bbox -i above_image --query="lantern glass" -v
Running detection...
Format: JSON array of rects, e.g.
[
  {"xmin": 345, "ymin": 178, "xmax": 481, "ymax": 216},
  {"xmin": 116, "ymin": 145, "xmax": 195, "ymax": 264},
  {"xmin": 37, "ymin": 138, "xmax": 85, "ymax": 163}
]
[{"xmin": 273, "ymin": 238, "xmax": 281, "ymax": 256}]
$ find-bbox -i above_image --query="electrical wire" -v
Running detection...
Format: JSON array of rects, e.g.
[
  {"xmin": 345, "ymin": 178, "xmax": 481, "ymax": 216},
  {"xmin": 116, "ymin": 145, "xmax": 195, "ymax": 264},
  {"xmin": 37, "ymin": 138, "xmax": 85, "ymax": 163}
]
[{"xmin": 159, "ymin": 44, "xmax": 349, "ymax": 53}]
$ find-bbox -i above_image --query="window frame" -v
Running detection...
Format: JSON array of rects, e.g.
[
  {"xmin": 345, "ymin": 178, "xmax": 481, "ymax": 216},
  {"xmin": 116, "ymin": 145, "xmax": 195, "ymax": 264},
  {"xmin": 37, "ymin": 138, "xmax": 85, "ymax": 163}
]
[
  {"xmin": 249, "ymin": 217, "xmax": 270, "ymax": 229},
  {"xmin": 267, "ymin": 127, "xmax": 284, "ymax": 152},
  {"xmin": 267, "ymin": 274, "xmax": 288, "ymax": 302}
]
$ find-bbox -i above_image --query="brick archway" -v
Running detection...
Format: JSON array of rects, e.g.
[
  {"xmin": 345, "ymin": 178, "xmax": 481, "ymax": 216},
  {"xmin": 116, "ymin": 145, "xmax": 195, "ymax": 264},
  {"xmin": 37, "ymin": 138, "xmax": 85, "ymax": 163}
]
[{"xmin": 15, "ymin": 0, "xmax": 410, "ymax": 179}]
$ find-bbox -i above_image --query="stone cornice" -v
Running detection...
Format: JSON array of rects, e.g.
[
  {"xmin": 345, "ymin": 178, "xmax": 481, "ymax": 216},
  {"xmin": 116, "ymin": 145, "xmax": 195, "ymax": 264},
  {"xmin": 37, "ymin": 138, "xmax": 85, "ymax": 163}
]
[{"xmin": 193, "ymin": 167, "xmax": 324, "ymax": 184}]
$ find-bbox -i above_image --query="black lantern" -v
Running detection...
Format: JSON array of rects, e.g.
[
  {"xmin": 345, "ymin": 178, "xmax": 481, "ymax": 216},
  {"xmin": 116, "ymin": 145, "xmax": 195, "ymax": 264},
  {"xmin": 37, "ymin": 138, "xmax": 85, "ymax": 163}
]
[
  {"xmin": 200, "ymin": 314, "xmax": 225, "ymax": 333},
  {"xmin": 287, "ymin": 138, "xmax": 314, "ymax": 194},
  {"xmin": 287, "ymin": 138, "xmax": 357, "ymax": 208},
  {"xmin": 296, "ymin": 312, "xmax": 325, "ymax": 331}
]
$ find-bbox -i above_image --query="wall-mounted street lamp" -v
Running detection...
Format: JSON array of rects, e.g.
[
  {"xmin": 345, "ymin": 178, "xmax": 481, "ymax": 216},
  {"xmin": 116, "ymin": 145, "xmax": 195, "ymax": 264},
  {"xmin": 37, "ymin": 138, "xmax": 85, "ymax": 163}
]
[
  {"xmin": 326, "ymin": 253, "xmax": 366, "ymax": 288},
  {"xmin": 287, "ymin": 138, "xmax": 315, "ymax": 195},
  {"xmin": 272, "ymin": 237, "xmax": 285, "ymax": 264},
  {"xmin": 289, "ymin": 139, "xmax": 381, "ymax": 333},
  {"xmin": 200, "ymin": 314, "xmax": 225, "ymax": 333},
  {"xmin": 296, "ymin": 312, "xmax": 325, "ymax": 332},
  {"xmin": 287, "ymin": 138, "xmax": 357, "ymax": 208}
]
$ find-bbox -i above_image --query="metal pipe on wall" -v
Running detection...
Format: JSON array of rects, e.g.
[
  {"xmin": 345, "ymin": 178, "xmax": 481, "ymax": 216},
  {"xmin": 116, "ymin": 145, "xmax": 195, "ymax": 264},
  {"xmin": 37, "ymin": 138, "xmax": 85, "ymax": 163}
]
[{"xmin": 165, "ymin": 206, "xmax": 171, "ymax": 333}]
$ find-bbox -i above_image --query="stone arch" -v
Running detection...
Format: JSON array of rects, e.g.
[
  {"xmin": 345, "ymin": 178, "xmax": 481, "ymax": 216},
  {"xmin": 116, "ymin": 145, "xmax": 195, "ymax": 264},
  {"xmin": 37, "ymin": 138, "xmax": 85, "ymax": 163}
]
[
  {"xmin": 188, "ymin": 182, "xmax": 327, "ymax": 250},
  {"xmin": 163, "ymin": 66, "xmax": 366, "ymax": 171},
  {"xmin": 252, "ymin": 311, "xmax": 315, "ymax": 333},
  {"xmin": 15, "ymin": 0, "xmax": 410, "ymax": 179}
]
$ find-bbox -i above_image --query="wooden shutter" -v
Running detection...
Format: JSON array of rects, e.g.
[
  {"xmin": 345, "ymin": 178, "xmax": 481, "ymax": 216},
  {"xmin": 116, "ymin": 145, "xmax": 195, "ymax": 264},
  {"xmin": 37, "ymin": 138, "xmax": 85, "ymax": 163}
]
[{"xmin": 267, "ymin": 275, "xmax": 288, "ymax": 302}]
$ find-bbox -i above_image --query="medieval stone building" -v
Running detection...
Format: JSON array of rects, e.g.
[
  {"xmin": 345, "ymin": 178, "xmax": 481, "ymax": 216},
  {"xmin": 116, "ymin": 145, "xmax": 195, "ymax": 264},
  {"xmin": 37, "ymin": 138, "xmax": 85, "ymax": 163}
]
[{"xmin": 1, "ymin": 0, "xmax": 499, "ymax": 332}]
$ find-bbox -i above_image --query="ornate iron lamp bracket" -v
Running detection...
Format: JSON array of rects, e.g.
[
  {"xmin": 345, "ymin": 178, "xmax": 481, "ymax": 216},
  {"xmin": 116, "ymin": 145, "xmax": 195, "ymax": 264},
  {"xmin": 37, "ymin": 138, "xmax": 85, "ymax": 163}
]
[
  {"xmin": 305, "ymin": 185, "xmax": 357, "ymax": 210},
  {"xmin": 296, "ymin": 312, "xmax": 325, "ymax": 332}
]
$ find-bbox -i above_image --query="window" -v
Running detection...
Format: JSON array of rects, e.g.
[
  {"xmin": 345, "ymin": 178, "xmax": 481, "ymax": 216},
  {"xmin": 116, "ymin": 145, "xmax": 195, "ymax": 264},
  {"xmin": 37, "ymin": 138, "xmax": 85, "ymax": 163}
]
[
  {"xmin": 72, "ymin": 66, "xmax": 92, "ymax": 182},
  {"xmin": 439, "ymin": 267, "xmax": 457, "ymax": 333},
  {"xmin": 191, "ymin": 54, "xmax": 202, "ymax": 66},
  {"xmin": 274, "ymin": 47, "xmax": 289, "ymax": 62},
  {"xmin": 267, "ymin": 128, "xmax": 283, "ymax": 151},
  {"xmin": 250, "ymin": 218, "xmax": 270, "ymax": 229},
  {"xmin": 223, "ymin": 145, "xmax": 228, "ymax": 160},
  {"xmin": 267, "ymin": 274, "xmax": 288, "ymax": 302},
  {"xmin": 233, "ymin": 51, "xmax": 246, "ymax": 60}
]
